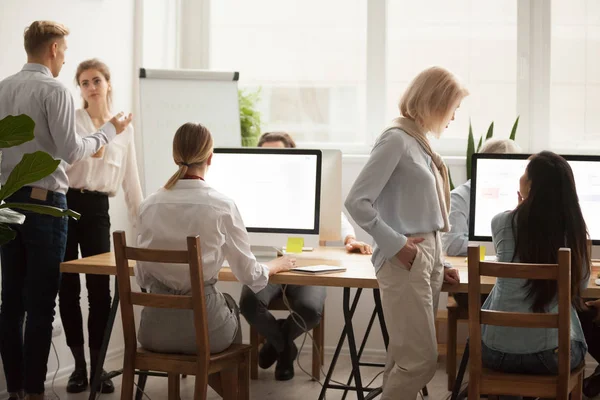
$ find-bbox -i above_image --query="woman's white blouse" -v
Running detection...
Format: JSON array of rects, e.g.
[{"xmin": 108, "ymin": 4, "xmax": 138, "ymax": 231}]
[
  {"xmin": 135, "ymin": 179, "xmax": 270, "ymax": 294},
  {"xmin": 66, "ymin": 109, "xmax": 143, "ymax": 224}
]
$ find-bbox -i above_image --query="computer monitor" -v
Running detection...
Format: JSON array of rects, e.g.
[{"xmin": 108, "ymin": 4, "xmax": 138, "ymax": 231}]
[
  {"xmin": 206, "ymin": 148, "xmax": 322, "ymax": 249},
  {"xmin": 469, "ymin": 153, "xmax": 600, "ymax": 249}
]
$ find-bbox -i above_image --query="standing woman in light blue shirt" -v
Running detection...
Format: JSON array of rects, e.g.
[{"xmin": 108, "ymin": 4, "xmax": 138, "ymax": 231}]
[
  {"xmin": 482, "ymin": 151, "xmax": 590, "ymax": 376},
  {"xmin": 345, "ymin": 66, "xmax": 467, "ymax": 400}
]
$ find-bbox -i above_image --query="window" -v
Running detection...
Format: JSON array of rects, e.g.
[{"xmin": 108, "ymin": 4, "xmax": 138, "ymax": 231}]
[
  {"xmin": 386, "ymin": 1, "xmax": 517, "ymax": 151},
  {"xmin": 210, "ymin": 0, "xmax": 367, "ymax": 145},
  {"xmin": 142, "ymin": 0, "xmax": 178, "ymax": 69},
  {"xmin": 550, "ymin": 0, "xmax": 600, "ymax": 152},
  {"xmin": 156, "ymin": 1, "xmax": 600, "ymax": 154}
]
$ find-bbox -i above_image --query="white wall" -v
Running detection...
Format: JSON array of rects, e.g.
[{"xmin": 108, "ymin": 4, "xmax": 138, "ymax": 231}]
[
  {"xmin": 0, "ymin": 0, "xmax": 136, "ymax": 393},
  {"xmin": 217, "ymin": 155, "xmax": 468, "ymax": 357}
]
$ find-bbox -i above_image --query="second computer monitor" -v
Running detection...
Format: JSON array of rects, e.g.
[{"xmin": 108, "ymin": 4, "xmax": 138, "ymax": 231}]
[
  {"xmin": 207, "ymin": 148, "xmax": 322, "ymax": 248},
  {"xmin": 470, "ymin": 153, "xmax": 600, "ymax": 245}
]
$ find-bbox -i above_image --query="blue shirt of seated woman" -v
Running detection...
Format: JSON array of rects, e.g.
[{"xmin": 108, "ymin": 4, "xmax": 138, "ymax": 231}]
[{"xmin": 482, "ymin": 151, "xmax": 590, "ymax": 375}]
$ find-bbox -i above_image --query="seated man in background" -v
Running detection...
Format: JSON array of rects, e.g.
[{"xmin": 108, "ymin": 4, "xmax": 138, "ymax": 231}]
[
  {"xmin": 239, "ymin": 131, "xmax": 372, "ymax": 381},
  {"xmin": 442, "ymin": 138, "xmax": 522, "ymax": 257}
]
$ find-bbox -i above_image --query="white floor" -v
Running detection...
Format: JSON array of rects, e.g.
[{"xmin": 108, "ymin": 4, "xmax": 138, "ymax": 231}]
[{"xmin": 33, "ymin": 352, "xmax": 600, "ymax": 400}]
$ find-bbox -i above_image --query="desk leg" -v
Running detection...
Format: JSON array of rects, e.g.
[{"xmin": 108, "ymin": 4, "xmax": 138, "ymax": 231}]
[
  {"xmin": 341, "ymin": 305, "xmax": 378, "ymax": 400},
  {"xmin": 450, "ymin": 343, "xmax": 469, "ymax": 400},
  {"xmin": 89, "ymin": 277, "xmax": 120, "ymax": 400},
  {"xmin": 318, "ymin": 288, "xmax": 363, "ymax": 400},
  {"xmin": 344, "ymin": 287, "xmax": 366, "ymax": 400},
  {"xmin": 373, "ymin": 289, "xmax": 388, "ymax": 349}
]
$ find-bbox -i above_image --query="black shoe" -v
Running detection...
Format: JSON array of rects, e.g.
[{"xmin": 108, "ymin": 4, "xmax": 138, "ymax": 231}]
[
  {"xmin": 583, "ymin": 372, "xmax": 600, "ymax": 398},
  {"xmin": 258, "ymin": 341, "xmax": 278, "ymax": 369},
  {"xmin": 99, "ymin": 374, "xmax": 115, "ymax": 394},
  {"xmin": 274, "ymin": 341, "xmax": 298, "ymax": 381},
  {"xmin": 91, "ymin": 370, "xmax": 115, "ymax": 394},
  {"xmin": 66, "ymin": 368, "xmax": 88, "ymax": 393}
]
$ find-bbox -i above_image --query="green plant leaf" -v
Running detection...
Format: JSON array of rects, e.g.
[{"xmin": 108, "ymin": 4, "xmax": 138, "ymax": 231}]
[
  {"xmin": 476, "ymin": 136, "xmax": 483, "ymax": 152},
  {"xmin": 448, "ymin": 169, "xmax": 455, "ymax": 191},
  {"xmin": 0, "ymin": 203, "xmax": 80, "ymax": 220},
  {"xmin": 0, "ymin": 151, "xmax": 60, "ymax": 200},
  {"xmin": 238, "ymin": 88, "xmax": 262, "ymax": 147},
  {"xmin": 0, "ymin": 114, "xmax": 35, "ymax": 148},
  {"xmin": 467, "ymin": 120, "xmax": 475, "ymax": 180},
  {"xmin": 485, "ymin": 121, "xmax": 494, "ymax": 140},
  {"xmin": 0, "ymin": 223, "xmax": 16, "ymax": 245},
  {"xmin": 510, "ymin": 116, "xmax": 520, "ymax": 141}
]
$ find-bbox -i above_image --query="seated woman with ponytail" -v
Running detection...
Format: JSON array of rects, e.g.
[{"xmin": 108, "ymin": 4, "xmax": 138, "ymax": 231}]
[{"xmin": 135, "ymin": 122, "xmax": 296, "ymax": 354}]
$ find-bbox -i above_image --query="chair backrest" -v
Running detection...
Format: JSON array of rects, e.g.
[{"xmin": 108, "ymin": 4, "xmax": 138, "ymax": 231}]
[
  {"xmin": 467, "ymin": 245, "xmax": 572, "ymax": 396},
  {"xmin": 113, "ymin": 231, "xmax": 210, "ymax": 368}
]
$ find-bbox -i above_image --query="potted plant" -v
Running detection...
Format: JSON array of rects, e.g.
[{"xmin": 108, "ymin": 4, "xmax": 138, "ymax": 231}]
[
  {"xmin": 0, "ymin": 114, "xmax": 79, "ymax": 244},
  {"xmin": 449, "ymin": 116, "xmax": 520, "ymax": 190},
  {"xmin": 239, "ymin": 88, "xmax": 262, "ymax": 147}
]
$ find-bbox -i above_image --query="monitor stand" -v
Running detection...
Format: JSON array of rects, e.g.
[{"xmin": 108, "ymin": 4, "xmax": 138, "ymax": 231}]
[{"xmin": 251, "ymin": 245, "xmax": 283, "ymax": 260}]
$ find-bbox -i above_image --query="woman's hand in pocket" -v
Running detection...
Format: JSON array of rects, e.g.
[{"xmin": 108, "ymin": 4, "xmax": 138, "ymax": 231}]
[{"xmin": 394, "ymin": 237, "xmax": 424, "ymax": 270}]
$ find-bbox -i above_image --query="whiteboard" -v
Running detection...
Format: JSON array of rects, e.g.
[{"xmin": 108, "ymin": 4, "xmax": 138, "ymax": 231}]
[{"xmin": 138, "ymin": 68, "xmax": 241, "ymax": 195}]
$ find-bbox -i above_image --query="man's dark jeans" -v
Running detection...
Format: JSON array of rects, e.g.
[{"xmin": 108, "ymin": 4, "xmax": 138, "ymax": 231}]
[{"xmin": 0, "ymin": 187, "xmax": 68, "ymax": 394}]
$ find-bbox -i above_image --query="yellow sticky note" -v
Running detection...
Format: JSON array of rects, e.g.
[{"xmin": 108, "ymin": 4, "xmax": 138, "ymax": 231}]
[
  {"xmin": 286, "ymin": 237, "xmax": 304, "ymax": 254},
  {"xmin": 480, "ymin": 246, "xmax": 486, "ymax": 261}
]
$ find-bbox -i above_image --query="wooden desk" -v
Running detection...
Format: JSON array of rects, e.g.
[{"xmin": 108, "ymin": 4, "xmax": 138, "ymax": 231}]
[
  {"xmin": 61, "ymin": 250, "xmax": 600, "ymax": 296},
  {"xmin": 61, "ymin": 249, "xmax": 600, "ymax": 400}
]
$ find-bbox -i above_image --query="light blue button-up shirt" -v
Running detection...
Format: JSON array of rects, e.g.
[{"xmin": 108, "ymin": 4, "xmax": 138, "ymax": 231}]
[
  {"xmin": 345, "ymin": 128, "xmax": 445, "ymax": 272},
  {"xmin": 0, "ymin": 63, "xmax": 116, "ymax": 194},
  {"xmin": 442, "ymin": 180, "xmax": 471, "ymax": 256},
  {"xmin": 481, "ymin": 210, "xmax": 588, "ymax": 354}
]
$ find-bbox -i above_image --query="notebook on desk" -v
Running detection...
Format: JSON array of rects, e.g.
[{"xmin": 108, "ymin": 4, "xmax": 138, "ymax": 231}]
[{"xmin": 292, "ymin": 265, "xmax": 346, "ymax": 274}]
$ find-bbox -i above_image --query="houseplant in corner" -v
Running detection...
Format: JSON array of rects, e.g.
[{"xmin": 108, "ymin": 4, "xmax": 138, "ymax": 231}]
[
  {"xmin": 239, "ymin": 88, "xmax": 262, "ymax": 147},
  {"xmin": 448, "ymin": 116, "xmax": 520, "ymax": 190},
  {"xmin": 0, "ymin": 114, "xmax": 79, "ymax": 244}
]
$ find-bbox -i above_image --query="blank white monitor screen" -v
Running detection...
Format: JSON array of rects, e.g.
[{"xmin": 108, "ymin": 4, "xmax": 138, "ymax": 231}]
[
  {"xmin": 470, "ymin": 154, "xmax": 600, "ymax": 245},
  {"xmin": 206, "ymin": 148, "xmax": 321, "ymax": 234}
]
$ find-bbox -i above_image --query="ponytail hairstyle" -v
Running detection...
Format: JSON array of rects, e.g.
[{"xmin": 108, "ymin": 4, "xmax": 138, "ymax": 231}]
[{"xmin": 164, "ymin": 123, "xmax": 213, "ymax": 190}]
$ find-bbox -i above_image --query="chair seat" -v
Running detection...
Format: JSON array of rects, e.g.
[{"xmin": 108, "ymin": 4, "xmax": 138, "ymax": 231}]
[
  {"xmin": 135, "ymin": 344, "xmax": 252, "ymax": 376},
  {"xmin": 479, "ymin": 363, "xmax": 585, "ymax": 397}
]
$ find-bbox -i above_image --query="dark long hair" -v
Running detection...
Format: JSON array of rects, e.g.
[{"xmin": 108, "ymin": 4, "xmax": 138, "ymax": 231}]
[{"xmin": 511, "ymin": 151, "xmax": 590, "ymax": 312}]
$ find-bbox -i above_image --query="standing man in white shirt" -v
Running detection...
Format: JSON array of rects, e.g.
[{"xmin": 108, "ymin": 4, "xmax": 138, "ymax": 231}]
[{"xmin": 0, "ymin": 21, "xmax": 131, "ymax": 400}]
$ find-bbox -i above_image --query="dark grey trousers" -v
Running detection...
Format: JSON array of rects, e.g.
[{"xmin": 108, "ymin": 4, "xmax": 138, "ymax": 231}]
[{"xmin": 239, "ymin": 283, "xmax": 326, "ymax": 352}]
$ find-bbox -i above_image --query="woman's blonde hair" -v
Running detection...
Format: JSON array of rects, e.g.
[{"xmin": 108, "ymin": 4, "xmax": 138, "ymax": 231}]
[
  {"xmin": 75, "ymin": 59, "xmax": 112, "ymax": 110},
  {"xmin": 399, "ymin": 66, "xmax": 469, "ymax": 135},
  {"xmin": 164, "ymin": 123, "xmax": 214, "ymax": 190}
]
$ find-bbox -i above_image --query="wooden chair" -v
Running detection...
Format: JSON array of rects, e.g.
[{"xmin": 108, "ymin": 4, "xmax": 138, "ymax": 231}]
[
  {"xmin": 466, "ymin": 245, "xmax": 584, "ymax": 400},
  {"xmin": 249, "ymin": 297, "xmax": 325, "ymax": 380},
  {"xmin": 446, "ymin": 294, "xmax": 468, "ymax": 390},
  {"xmin": 114, "ymin": 231, "xmax": 252, "ymax": 400}
]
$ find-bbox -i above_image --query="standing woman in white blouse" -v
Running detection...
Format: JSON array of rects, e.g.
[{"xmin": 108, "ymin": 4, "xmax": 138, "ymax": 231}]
[
  {"xmin": 345, "ymin": 67, "xmax": 466, "ymax": 400},
  {"xmin": 58, "ymin": 59, "xmax": 143, "ymax": 393}
]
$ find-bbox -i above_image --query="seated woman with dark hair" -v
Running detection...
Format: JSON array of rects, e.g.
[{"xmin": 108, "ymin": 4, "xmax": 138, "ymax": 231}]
[{"xmin": 482, "ymin": 151, "xmax": 590, "ymax": 379}]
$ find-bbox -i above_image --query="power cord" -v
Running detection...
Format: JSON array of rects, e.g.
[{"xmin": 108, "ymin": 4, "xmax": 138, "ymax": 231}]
[{"xmin": 48, "ymin": 340, "xmax": 60, "ymax": 400}]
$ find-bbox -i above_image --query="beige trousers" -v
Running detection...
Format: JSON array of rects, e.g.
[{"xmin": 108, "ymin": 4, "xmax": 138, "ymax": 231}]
[{"xmin": 377, "ymin": 232, "xmax": 444, "ymax": 400}]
